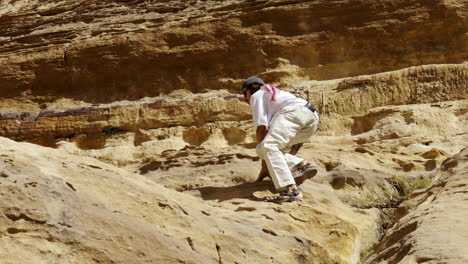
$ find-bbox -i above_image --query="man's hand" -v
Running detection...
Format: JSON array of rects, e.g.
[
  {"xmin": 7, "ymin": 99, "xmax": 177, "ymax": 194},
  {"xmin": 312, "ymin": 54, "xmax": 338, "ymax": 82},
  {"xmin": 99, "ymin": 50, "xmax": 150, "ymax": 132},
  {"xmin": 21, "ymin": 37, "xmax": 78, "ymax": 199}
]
[{"xmin": 255, "ymin": 160, "xmax": 270, "ymax": 182}]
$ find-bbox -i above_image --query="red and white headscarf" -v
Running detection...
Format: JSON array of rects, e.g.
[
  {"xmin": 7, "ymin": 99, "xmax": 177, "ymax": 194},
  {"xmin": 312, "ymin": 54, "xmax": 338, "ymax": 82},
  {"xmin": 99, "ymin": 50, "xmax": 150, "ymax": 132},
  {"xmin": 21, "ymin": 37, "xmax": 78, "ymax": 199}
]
[{"xmin": 262, "ymin": 84, "xmax": 280, "ymax": 101}]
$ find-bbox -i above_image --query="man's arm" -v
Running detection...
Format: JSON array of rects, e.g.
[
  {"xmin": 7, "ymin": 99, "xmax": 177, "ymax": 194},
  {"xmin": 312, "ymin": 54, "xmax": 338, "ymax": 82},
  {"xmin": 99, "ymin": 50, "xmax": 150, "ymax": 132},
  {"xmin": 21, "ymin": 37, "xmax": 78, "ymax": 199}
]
[
  {"xmin": 249, "ymin": 91, "xmax": 270, "ymax": 182},
  {"xmin": 255, "ymin": 125, "xmax": 269, "ymax": 182},
  {"xmin": 256, "ymin": 125, "xmax": 268, "ymax": 143}
]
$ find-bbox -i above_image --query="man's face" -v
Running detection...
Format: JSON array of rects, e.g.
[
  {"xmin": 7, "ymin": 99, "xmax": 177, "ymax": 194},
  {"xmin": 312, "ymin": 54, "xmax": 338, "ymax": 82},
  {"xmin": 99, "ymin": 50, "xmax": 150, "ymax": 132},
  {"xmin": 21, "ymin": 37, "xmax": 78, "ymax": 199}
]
[{"xmin": 242, "ymin": 88, "xmax": 251, "ymax": 104}]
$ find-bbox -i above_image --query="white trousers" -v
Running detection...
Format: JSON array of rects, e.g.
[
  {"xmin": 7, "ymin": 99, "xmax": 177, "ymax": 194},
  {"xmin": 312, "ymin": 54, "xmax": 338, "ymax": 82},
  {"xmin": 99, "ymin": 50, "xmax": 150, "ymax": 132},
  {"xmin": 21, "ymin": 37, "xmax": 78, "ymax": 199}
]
[{"xmin": 256, "ymin": 106, "xmax": 319, "ymax": 190}]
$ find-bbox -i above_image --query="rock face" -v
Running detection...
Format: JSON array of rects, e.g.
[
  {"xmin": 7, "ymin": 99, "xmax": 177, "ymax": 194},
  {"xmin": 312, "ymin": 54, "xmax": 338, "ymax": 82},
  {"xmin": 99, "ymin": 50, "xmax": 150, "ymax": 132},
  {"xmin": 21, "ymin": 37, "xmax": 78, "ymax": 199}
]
[
  {"xmin": 0, "ymin": 137, "xmax": 383, "ymax": 264},
  {"xmin": 0, "ymin": 0, "xmax": 467, "ymax": 102},
  {"xmin": 0, "ymin": 0, "xmax": 467, "ymax": 264},
  {"xmin": 365, "ymin": 149, "xmax": 468, "ymax": 264}
]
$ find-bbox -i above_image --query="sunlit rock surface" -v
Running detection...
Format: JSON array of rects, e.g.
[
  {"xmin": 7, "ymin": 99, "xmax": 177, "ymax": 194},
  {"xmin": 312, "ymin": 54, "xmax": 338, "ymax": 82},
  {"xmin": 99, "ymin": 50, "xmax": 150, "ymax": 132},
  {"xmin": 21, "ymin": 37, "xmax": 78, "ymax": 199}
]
[{"xmin": 365, "ymin": 149, "xmax": 468, "ymax": 264}]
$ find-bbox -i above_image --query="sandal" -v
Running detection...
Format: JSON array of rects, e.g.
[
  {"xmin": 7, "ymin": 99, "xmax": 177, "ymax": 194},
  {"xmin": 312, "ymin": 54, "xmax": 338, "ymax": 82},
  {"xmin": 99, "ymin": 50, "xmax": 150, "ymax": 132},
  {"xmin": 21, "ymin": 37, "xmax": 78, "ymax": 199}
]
[
  {"xmin": 293, "ymin": 162, "xmax": 318, "ymax": 185},
  {"xmin": 264, "ymin": 188, "xmax": 303, "ymax": 203}
]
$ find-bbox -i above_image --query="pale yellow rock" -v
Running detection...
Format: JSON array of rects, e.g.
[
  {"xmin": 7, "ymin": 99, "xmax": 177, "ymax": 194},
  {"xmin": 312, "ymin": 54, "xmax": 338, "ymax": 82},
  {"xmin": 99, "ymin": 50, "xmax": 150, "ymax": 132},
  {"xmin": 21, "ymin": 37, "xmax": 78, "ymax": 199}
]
[
  {"xmin": 0, "ymin": 137, "xmax": 382, "ymax": 264},
  {"xmin": 365, "ymin": 149, "xmax": 468, "ymax": 264}
]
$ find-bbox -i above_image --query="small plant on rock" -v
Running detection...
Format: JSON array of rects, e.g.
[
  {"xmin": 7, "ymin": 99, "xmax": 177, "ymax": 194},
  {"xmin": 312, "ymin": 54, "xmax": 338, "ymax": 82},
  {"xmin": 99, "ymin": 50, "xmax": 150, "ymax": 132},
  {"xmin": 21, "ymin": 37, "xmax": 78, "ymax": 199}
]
[{"xmin": 388, "ymin": 174, "xmax": 431, "ymax": 199}]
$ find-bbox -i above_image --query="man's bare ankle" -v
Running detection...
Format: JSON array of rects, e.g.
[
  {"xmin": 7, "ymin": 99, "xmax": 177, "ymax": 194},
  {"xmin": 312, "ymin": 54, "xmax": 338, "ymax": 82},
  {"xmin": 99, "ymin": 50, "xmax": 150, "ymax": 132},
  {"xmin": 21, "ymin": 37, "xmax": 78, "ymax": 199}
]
[{"xmin": 293, "ymin": 161, "xmax": 305, "ymax": 170}]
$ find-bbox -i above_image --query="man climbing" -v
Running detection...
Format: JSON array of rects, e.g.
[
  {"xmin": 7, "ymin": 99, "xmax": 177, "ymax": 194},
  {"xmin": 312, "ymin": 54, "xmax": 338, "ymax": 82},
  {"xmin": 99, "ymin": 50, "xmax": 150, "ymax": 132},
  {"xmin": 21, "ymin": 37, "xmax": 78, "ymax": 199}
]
[{"xmin": 241, "ymin": 76, "xmax": 320, "ymax": 203}]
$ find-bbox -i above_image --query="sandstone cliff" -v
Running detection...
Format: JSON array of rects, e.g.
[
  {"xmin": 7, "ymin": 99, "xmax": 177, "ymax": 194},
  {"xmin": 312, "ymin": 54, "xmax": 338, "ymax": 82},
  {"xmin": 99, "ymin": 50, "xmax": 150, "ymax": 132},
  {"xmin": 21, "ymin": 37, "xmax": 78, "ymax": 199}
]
[
  {"xmin": 0, "ymin": 0, "xmax": 467, "ymax": 102},
  {"xmin": 0, "ymin": 0, "xmax": 467, "ymax": 263}
]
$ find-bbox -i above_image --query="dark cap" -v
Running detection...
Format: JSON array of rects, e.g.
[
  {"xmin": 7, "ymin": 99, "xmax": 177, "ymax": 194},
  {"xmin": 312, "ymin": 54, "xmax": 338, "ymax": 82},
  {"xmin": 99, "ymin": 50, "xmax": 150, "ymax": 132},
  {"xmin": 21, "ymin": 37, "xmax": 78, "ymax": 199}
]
[{"xmin": 241, "ymin": 76, "xmax": 264, "ymax": 90}]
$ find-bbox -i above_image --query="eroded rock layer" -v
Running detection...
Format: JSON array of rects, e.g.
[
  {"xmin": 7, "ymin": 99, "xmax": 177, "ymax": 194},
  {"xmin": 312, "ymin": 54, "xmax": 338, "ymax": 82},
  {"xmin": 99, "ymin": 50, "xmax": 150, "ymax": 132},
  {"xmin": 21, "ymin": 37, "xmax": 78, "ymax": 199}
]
[{"xmin": 0, "ymin": 64, "xmax": 466, "ymax": 146}]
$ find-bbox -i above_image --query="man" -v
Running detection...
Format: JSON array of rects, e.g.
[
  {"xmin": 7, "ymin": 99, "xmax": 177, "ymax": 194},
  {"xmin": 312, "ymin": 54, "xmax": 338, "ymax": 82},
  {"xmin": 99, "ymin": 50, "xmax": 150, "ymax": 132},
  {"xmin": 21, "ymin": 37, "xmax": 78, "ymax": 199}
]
[{"xmin": 241, "ymin": 76, "xmax": 319, "ymax": 203}]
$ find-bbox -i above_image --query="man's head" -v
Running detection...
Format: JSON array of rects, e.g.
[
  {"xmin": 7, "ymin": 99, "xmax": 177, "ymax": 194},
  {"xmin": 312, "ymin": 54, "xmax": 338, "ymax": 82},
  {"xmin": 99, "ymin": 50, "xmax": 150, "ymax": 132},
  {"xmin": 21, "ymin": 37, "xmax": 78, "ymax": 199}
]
[{"xmin": 241, "ymin": 76, "xmax": 264, "ymax": 103}]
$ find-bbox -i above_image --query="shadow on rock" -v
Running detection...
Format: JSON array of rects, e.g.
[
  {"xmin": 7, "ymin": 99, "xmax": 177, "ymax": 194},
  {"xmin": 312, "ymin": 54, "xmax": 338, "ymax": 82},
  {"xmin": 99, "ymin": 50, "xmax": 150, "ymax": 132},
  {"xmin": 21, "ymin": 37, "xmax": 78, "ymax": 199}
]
[{"xmin": 196, "ymin": 180, "xmax": 276, "ymax": 202}]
